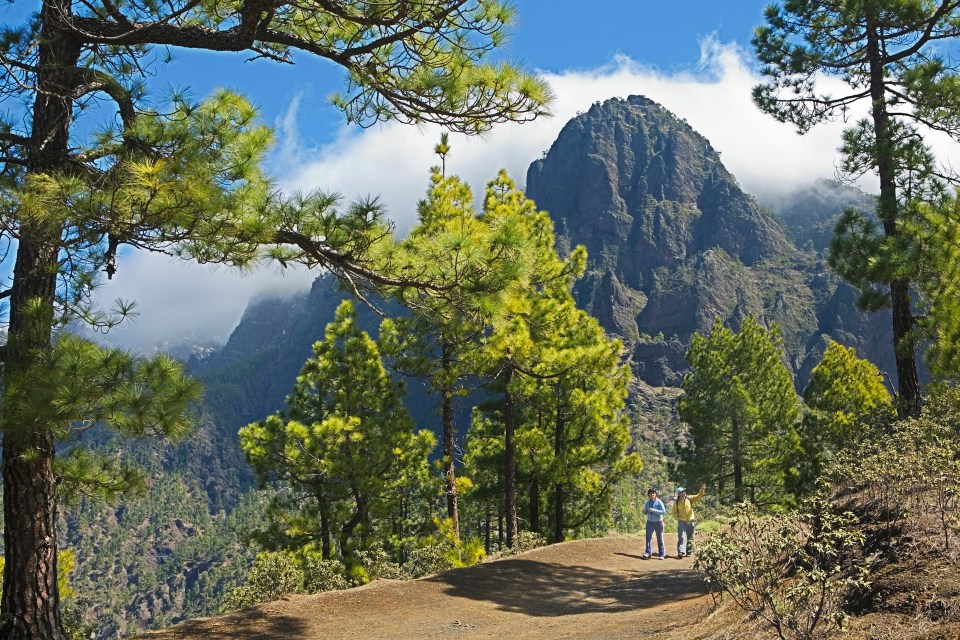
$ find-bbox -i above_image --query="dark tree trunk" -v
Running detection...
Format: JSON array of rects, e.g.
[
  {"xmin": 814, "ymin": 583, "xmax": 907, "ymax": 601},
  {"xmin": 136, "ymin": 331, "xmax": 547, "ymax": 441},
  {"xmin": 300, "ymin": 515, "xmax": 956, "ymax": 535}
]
[
  {"xmin": 2, "ymin": 241, "xmax": 64, "ymax": 640},
  {"xmin": 484, "ymin": 505, "xmax": 491, "ymax": 555},
  {"xmin": 441, "ymin": 344, "xmax": 459, "ymax": 539},
  {"xmin": 339, "ymin": 488, "xmax": 366, "ymax": 572},
  {"xmin": 2, "ymin": 434, "xmax": 63, "ymax": 640},
  {"xmin": 497, "ymin": 507, "xmax": 503, "ymax": 550},
  {"xmin": 552, "ymin": 394, "xmax": 565, "ymax": 543},
  {"xmin": 503, "ymin": 366, "xmax": 517, "ymax": 547},
  {"xmin": 732, "ymin": 417, "xmax": 744, "ymax": 503},
  {"xmin": 553, "ymin": 484, "xmax": 565, "ymax": 544},
  {"xmin": 319, "ymin": 495, "xmax": 332, "ymax": 560},
  {"xmin": 2, "ymin": 2, "xmax": 79, "ymax": 633},
  {"xmin": 529, "ymin": 477, "xmax": 540, "ymax": 535},
  {"xmin": 865, "ymin": 1, "xmax": 921, "ymax": 418}
]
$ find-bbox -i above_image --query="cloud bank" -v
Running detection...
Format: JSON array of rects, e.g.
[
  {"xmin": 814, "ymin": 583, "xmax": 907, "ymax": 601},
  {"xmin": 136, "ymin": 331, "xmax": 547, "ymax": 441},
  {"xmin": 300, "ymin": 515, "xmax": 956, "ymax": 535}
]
[{"xmin": 96, "ymin": 39, "xmax": 867, "ymax": 353}]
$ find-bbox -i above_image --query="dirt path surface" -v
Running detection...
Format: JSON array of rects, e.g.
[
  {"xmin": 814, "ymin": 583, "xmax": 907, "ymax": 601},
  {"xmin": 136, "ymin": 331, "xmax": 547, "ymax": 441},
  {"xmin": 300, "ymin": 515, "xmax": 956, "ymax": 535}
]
[{"xmin": 142, "ymin": 534, "xmax": 713, "ymax": 640}]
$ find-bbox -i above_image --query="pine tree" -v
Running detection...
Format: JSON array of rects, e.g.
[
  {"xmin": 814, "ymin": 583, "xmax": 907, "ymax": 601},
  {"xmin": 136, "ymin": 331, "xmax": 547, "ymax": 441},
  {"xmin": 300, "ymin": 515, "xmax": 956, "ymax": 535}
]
[
  {"xmin": 380, "ymin": 160, "xmax": 526, "ymax": 539},
  {"xmin": 463, "ymin": 170, "xmax": 636, "ymax": 545},
  {"xmin": 239, "ymin": 301, "xmax": 436, "ymax": 577},
  {"xmin": 0, "ymin": 2, "xmax": 549, "ymax": 634},
  {"xmin": 473, "ymin": 171, "xmax": 586, "ymax": 547},
  {"xmin": 798, "ymin": 340, "xmax": 894, "ymax": 488},
  {"xmin": 803, "ymin": 341, "xmax": 894, "ymax": 447},
  {"xmin": 908, "ymin": 193, "xmax": 960, "ymax": 377},
  {"xmin": 753, "ymin": 0, "xmax": 960, "ymax": 417},
  {"xmin": 514, "ymin": 299, "xmax": 640, "ymax": 542},
  {"xmin": 678, "ymin": 316, "xmax": 801, "ymax": 505}
]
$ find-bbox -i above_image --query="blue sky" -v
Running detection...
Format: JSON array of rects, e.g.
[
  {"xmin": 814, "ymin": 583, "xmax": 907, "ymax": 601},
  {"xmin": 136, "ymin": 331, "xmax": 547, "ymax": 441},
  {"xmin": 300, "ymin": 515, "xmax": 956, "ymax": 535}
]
[
  {"xmin": 146, "ymin": 2, "xmax": 773, "ymax": 153},
  {"xmin": 44, "ymin": 2, "xmax": 876, "ymax": 349}
]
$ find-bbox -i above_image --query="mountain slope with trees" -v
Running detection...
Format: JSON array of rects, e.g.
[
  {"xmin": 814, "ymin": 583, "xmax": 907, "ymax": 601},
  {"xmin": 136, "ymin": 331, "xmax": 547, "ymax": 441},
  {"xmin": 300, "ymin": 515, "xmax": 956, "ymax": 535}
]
[{"xmin": 58, "ymin": 96, "xmax": 916, "ymax": 636}]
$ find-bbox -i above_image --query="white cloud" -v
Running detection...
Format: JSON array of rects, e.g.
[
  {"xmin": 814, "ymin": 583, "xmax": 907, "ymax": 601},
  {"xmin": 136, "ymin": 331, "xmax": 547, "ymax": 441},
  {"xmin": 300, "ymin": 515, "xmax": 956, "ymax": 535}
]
[
  {"xmin": 277, "ymin": 37, "xmax": 868, "ymax": 221},
  {"xmin": 93, "ymin": 38, "xmax": 884, "ymax": 352},
  {"xmin": 93, "ymin": 252, "xmax": 315, "ymax": 353}
]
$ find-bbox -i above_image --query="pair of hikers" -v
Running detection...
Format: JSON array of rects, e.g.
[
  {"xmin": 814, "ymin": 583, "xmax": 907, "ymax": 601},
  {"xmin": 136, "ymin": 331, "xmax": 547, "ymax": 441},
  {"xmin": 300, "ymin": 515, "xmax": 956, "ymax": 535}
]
[{"xmin": 642, "ymin": 484, "xmax": 706, "ymax": 559}]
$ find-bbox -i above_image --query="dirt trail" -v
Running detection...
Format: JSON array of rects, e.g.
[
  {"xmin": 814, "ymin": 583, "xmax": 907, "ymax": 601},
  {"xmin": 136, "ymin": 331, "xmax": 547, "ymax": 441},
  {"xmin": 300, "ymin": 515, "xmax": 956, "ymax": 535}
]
[{"xmin": 142, "ymin": 533, "xmax": 713, "ymax": 640}]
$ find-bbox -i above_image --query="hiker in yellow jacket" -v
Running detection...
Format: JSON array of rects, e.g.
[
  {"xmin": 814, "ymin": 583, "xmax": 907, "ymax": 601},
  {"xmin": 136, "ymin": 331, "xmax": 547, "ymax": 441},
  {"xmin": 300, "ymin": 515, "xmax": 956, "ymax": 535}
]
[{"xmin": 672, "ymin": 484, "xmax": 706, "ymax": 558}]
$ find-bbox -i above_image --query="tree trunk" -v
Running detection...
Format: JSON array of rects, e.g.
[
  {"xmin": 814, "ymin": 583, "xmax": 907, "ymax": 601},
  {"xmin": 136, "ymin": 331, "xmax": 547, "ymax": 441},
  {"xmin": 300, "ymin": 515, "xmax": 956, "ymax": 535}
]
[
  {"xmin": 865, "ymin": 0, "xmax": 921, "ymax": 418},
  {"xmin": 552, "ymin": 394, "xmax": 565, "ymax": 543},
  {"xmin": 732, "ymin": 417, "xmax": 744, "ymax": 503},
  {"xmin": 320, "ymin": 498, "xmax": 332, "ymax": 560},
  {"xmin": 483, "ymin": 503, "xmax": 492, "ymax": 555},
  {"xmin": 529, "ymin": 477, "xmax": 540, "ymax": 535},
  {"xmin": 2, "ymin": 238, "xmax": 64, "ymax": 640},
  {"xmin": 503, "ymin": 366, "xmax": 518, "ymax": 547},
  {"xmin": 553, "ymin": 484, "xmax": 565, "ymax": 543},
  {"xmin": 497, "ymin": 507, "xmax": 503, "ymax": 550},
  {"xmin": 1, "ymin": 0, "xmax": 80, "ymax": 635},
  {"xmin": 2, "ymin": 435, "xmax": 63, "ymax": 640},
  {"xmin": 339, "ymin": 488, "xmax": 366, "ymax": 573},
  {"xmin": 441, "ymin": 344, "xmax": 459, "ymax": 539},
  {"xmin": 484, "ymin": 505, "xmax": 491, "ymax": 555}
]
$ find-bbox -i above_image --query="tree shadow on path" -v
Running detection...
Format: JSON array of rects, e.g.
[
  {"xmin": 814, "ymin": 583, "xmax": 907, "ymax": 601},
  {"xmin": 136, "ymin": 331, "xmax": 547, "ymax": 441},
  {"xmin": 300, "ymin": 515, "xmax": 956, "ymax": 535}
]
[
  {"xmin": 426, "ymin": 555, "xmax": 708, "ymax": 617},
  {"xmin": 142, "ymin": 611, "xmax": 309, "ymax": 640}
]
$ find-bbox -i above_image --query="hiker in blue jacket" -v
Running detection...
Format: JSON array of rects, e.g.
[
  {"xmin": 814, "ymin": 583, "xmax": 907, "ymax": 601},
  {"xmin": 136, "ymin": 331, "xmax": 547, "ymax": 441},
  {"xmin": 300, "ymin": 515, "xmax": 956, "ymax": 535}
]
[{"xmin": 642, "ymin": 489, "xmax": 666, "ymax": 559}]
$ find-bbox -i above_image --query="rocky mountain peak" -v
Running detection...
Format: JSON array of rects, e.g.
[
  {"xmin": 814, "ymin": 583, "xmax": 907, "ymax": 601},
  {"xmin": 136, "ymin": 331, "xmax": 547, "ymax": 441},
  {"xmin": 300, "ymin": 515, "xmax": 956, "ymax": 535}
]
[
  {"xmin": 525, "ymin": 96, "xmax": 801, "ymax": 344},
  {"xmin": 527, "ymin": 95, "xmax": 794, "ymax": 291}
]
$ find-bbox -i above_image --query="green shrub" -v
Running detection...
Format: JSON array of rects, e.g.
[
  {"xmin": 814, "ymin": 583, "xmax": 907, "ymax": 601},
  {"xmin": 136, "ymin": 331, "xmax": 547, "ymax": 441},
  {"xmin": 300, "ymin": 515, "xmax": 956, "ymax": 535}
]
[
  {"xmin": 404, "ymin": 518, "xmax": 486, "ymax": 578},
  {"xmin": 500, "ymin": 531, "xmax": 546, "ymax": 557},
  {"xmin": 354, "ymin": 546, "xmax": 403, "ymax": 582},
  {"xmin": 222, "ymin": 551, "xmax": 303, "ymax": 611},
  {"xmin": 222, "ymin": 548, "xmax": 349, "ymax": 611},
  {"xmin": 299, "ymin": 550, "xmax": 348, "ymax": 593},
  {"xmin": 696, "ymin": 497, "xmax": 869, "ymax": 640}
]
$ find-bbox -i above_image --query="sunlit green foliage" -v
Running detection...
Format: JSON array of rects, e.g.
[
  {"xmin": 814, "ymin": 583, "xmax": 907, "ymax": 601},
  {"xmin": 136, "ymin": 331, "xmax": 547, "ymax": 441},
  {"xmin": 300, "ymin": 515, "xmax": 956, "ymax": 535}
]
[
  {"xmin": 908, "ymin": 193, "xmax": 960, "ymax": 378},
  {"xmin": 797, "ymin": 341, "xmax": 894, "ymax": 491},
  {"xmin": 803, "ymin": 341, "xmax": 893, "ymax": 448},
  {"xmin": 239, "ymin": 301, "xmax": 437, "ymax": 576},
  {"xmin": 678, "ymin": 316, "xmax": 801, "ymax": 505},
  {"xmin": 512, "ymin": 297, "xmax": 641, "ymax": 542},
  {"xmin": 222, "ymin": 549, "xmax": 348, "ymax": 611},
  {"xmin": 380, "ymin": 161, "xmax": 528, "ymax": 538},
  {"xmin": 463, "ymin": 170, "xmax": 637, "ymax": 546}
]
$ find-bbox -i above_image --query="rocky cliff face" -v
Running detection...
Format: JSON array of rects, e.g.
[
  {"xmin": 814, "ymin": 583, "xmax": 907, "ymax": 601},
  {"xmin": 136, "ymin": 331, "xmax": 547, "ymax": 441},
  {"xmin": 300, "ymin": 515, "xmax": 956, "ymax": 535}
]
[
  {"xmin": 527, "ymin": 95, "xmax": 896, "ymax": 390},
  {"xmin": 527, "ymin": 96, "xmax": 792, "ymax": 283}
]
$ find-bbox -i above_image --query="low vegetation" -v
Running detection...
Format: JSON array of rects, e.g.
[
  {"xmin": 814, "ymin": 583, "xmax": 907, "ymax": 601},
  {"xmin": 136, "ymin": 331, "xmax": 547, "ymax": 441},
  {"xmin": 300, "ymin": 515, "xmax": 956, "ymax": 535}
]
[{"xmin": 692, "ymin": 387, "xmax": 960, "ymax": 640}]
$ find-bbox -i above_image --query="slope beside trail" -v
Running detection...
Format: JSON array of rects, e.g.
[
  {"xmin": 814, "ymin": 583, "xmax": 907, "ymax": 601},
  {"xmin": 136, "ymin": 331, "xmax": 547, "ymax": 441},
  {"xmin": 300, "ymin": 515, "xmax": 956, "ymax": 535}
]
[{"xmin": 141, "ymin": 533, "xmax": 714, "ymax": 640}]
